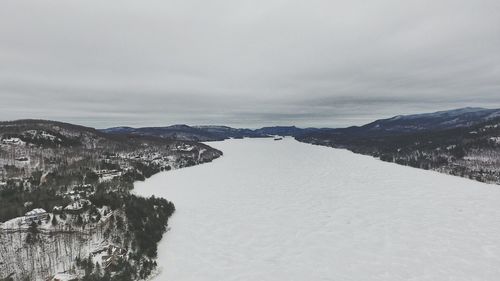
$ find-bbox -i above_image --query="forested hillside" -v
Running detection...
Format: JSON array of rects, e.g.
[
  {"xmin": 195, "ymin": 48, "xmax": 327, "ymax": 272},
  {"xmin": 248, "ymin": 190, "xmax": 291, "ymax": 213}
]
[
  {"xmin": 0, "ymin": 120, "xmax": 222, "ymax": 281},
  {"xmin": 297, "ymin": 109, "xmax": 500, "ymax": 184}
]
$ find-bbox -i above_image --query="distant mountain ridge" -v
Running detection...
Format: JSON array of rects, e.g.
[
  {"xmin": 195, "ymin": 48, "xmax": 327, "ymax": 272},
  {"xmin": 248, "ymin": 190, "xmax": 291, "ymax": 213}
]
[
  {"xmin": 100, "ymin": 125, "xmax": 320, "ymax": 141},
  {"xmin": 0, "ymin": 119, "xmax": 219, "ymax": 150},
  {"xmin": 355, "ymin": 107, "xmax": 500, "ymax": 135},
  {"xmin": 101, "ymin": 125, "xmax": 267, "ymax": 141},
  {"xmin": 101, "ymin": 107, "xmax": 500, "ymax": 142},
  {"xmin": 296, "ymin": 107, "xmax": 500, "ymax": 185}
]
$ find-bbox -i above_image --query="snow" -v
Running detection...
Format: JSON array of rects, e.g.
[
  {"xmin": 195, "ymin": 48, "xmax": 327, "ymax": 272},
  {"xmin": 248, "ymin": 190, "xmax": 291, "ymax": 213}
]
[
  {"xmin": 1, "ymin": 137, "xmax": 25, "ymax": 145},
  {"xmin": 51, "ymin": 273, "xmax": 78, "ymax": 281},
  {"xmin": 1, "ymin": 217, "xmax": 25, "ymax": 229},
  {"xmin": 25, "ymin": 130, "xmax": 61, "ymax": 142},
  {"xmin": 25, "ymin": 208, "xmax": 47, "ymax": 216},
  {"xmin": 135, "ymin": 138, "xmax": 500, "ymax": 281},
  {"xmin": 64, "ymin": 199, "xmax": 89, "ymax": 211},
  {"xmin": 489, "ymin": 137, "xmax": 500, "ymax": 144}
]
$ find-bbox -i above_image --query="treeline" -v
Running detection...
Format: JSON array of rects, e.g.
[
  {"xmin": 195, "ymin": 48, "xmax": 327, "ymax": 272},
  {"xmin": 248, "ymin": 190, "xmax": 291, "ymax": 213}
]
[
  {"xmin": 79, "ymin": 259, "xmax": 136, "ymax": 281},
  {"xmin": 80, "ymin": 194, "xmax": 175, "ymax": 280},
  {"xmin": 0, "ymin": 183, "xmax": 70, "ymax": 222},
  {"xmin": 90, "ymin": 190, "xmax": 175, "ymax": 257},
  {"xmin": 297, "ymin": 117, "xmax": 500, "ymax": 184},
  {"xmin": 124, "ymin": 195, "xmax": 175, "ymax": 259}
]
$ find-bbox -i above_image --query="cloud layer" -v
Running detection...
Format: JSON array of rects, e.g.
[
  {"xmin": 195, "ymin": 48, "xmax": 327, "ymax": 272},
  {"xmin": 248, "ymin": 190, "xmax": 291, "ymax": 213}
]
[{"xmin": 1, "ymin": 0, "xmax": 500, "ymax": 128}]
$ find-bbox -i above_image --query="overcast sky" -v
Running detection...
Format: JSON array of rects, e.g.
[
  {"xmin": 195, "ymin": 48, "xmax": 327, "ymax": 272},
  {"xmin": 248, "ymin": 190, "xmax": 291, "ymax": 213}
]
[{"xmin": 1, "ymin": 0, "xmax": 500, "ymax": 128}]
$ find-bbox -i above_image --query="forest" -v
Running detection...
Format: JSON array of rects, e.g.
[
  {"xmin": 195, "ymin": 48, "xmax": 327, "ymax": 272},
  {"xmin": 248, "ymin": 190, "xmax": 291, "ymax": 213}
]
[
  {"xmin": 0, "ymin": 120, "xmax": 222, "ymax": 281},
  {"xmin": 297, "ymin": 116, "xmax": 500, "ymax": 184}
]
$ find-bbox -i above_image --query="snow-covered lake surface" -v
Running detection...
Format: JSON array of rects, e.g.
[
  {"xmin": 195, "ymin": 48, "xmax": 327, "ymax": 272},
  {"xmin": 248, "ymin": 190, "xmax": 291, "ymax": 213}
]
[{"xmin": 135, "ymin": 138, "xmax": 500, "ymax": 281}]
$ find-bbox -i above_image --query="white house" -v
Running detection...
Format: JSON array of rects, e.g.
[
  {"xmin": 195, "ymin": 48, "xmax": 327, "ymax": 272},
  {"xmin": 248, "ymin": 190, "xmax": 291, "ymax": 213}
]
[{"xmin": 24, "ymin": 208, "xmax": 49, "ymax": 224}]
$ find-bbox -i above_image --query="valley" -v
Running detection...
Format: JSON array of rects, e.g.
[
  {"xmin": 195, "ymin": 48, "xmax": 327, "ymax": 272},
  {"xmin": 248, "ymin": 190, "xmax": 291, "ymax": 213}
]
[{"xmin": 3, "ymin": 107, "xmax": 500, "ymax": 280}]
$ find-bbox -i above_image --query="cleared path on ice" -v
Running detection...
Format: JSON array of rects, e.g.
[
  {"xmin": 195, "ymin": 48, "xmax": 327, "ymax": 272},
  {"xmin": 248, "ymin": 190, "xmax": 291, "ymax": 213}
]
[{"xmin": 135, "ymin": 138, "xmax": 500, "ymax": 281}]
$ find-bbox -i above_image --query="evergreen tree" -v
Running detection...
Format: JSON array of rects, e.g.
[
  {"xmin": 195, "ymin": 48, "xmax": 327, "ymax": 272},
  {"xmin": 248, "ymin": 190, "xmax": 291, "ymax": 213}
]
[{"xmin": 25, "ymin": 221, "xmax": 40, "ymax": 244}]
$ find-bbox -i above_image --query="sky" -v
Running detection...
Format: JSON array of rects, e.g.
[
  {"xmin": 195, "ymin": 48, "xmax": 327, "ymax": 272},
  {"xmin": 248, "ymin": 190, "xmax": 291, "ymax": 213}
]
[{"xmin": 1, "ymin": 0, "xmax": 500, "ymax": 129}]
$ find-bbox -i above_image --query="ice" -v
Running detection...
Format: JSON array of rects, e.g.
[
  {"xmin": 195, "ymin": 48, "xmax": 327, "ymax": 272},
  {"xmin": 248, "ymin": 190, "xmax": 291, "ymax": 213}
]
[{"xmin": 135, "ymin": 137, "xmax": 500, "ymax": 281}]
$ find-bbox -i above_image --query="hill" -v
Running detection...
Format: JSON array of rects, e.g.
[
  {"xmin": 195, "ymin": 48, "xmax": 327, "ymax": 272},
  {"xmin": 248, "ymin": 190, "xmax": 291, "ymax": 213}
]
[
  {"xmin": 0, "ymin": 119, "xmax": 222, "ymax": 281},
  {"xmin": 101, "ymin": 124, "xmax": 266, "ymax": 141},
  {"xmin": 101, "ymin": 125, "xmax": 320, "ymax": 141},
  {"xmin": 347, "ymin": 107, "xmax": 500, "ymax": 136},
  {"xmin": 297, "ymin": 108, "xmax": 500, "ymax": 184}
]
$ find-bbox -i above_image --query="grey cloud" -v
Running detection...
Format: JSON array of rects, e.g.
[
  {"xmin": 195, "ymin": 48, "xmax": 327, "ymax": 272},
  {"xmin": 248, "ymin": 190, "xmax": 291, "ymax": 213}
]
[{"xmin": 1, "ymin": 0, "xmax": 500, "ymax": 128}]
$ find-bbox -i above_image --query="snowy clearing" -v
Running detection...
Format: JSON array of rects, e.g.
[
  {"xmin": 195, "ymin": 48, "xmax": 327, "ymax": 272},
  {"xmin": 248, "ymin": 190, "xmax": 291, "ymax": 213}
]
[{"xmin": 135, "ymin": 138, "xmax": 500, "ymax": 281}]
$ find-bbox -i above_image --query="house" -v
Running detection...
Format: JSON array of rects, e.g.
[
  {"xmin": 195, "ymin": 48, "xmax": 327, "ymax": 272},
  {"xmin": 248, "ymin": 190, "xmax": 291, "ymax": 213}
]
[
  {"xmin": 64, "ymin": 199, "xmax": 90, "ymax": 213},
  {"xmin": 24, "ymin": 208, "xmax": 49, "ymax": 224},
  {"xmin": 2, "ymin": 137, "xmax": 23, "ymax": 145},
  {"xmin": 96, "ymin": 169, "xmax": 122, "ymax": 181}
]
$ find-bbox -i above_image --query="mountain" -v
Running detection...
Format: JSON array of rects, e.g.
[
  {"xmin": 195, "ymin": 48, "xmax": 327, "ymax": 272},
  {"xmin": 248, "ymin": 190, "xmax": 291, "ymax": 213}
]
[
  {"xmin": 101, "ymin": 125, "xmax": 321, "ymax": 141},
  {"xmin": 0, "ymin": 119, "xmax": 113, "ymax": 149},
  {"xmin": 100, "ymin": 124, "xmax": 223, "ymax": 141},
  {"xmin": 336, "ymin": 107, "xmax": 500, "ymax": 136},
  {"xmin": 102, "ymin": 107, "xmax": 500, "ymax": 142},
  {"xmin": 193, "ymin": 125, "xmax": 267, "ymax": 139},
  {"xmin": 254, "ymin": 126, "xmax": 321, "ymax": 137},
  {"xmin": 297, "ymin": 107, "xmax": 500, "ymax": 184},
  {"xmin": 101, "ymin": 124, "xmax": 265, "ymax": 141},
  {"xmin": 98, "ymin": 126, "xmax": 135, "ymax": 134}
]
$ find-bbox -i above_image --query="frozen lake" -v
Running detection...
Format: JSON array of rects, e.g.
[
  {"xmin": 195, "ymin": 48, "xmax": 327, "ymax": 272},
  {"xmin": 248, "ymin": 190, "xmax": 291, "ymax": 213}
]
[{"xmin": 135, "ymin": 138, "xmax": 500, "ymax": 281}]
